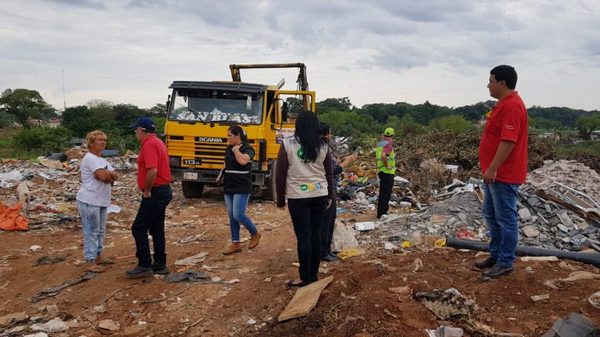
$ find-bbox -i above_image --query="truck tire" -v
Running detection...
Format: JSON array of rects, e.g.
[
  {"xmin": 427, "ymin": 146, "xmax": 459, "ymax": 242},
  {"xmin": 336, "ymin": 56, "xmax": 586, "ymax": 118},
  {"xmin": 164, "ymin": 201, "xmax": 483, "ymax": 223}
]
[
  {"xmin": 182, "ymin": 181, "xmax": 204, "ymax": 198},
  {"xmin": 262, "ymin": 160, "xmax": 277, "ymax": 201}
]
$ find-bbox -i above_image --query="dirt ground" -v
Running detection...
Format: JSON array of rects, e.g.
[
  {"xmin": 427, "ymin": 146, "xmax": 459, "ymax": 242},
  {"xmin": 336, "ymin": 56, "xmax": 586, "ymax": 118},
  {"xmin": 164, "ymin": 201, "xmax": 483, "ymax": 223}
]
[{"xmin": 1, "ymin": 179, "xmax": 599, "ymax": 337}]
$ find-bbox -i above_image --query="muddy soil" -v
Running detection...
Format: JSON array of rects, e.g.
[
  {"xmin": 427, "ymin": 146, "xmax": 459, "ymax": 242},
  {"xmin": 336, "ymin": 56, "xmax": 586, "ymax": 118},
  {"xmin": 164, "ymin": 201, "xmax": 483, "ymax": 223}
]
[{"xmin": 1, "ymin": 180, "xmax": 599, "ymax": 337}]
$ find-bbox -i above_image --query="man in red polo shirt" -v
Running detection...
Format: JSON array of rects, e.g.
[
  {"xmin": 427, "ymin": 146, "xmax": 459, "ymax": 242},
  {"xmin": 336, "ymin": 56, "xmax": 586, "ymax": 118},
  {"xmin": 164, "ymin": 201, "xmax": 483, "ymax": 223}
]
[
  {"xmin": 475, "ymin": 65, "xmax": 528, "ymax": 278},
  {"xmin": 126, "ymin": 117, "xmax": 173, "ymax": 278}
]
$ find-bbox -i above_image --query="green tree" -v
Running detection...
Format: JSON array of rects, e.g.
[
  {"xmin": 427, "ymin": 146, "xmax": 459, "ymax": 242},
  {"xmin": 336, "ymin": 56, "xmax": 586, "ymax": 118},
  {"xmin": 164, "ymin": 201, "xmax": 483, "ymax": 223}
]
[
  {"xmin": 429, "ymin": 115, "xmax": 472, "ymax": 133},
  {"xmin": 576, "ymin": 115, "xmax": 600, "ymax": 140},
  {"xmin": 61, "ymin": 105, "xmax": 96, "ymax": 137},
  {"xmin": 0, "ymin": 88, "xmax": 53, "ymax": 128},
  {"xmin": 0, "ymin": 111, "xmax": 15, "ymax": 128},
  {"xmin": 316, "ymin": 97, "xmax": 353, "ymax": 113},
  {"xmin": 12, "ymin": 126, "xmax": 71, "ymax": 153},
  {"xmin": 113, "ymin": 104, "xmax": 145, "ymax": 134},
  {"xmin": 318, "ymin": 110, "xmax": 375, "ymax": 138},
  {"xmin": 530, "ymin": 117, "xmax": 562, "ymax": 130},
  {"xmin": 147, "ymin": 103, "xmax": 167, "ymax": 118}
]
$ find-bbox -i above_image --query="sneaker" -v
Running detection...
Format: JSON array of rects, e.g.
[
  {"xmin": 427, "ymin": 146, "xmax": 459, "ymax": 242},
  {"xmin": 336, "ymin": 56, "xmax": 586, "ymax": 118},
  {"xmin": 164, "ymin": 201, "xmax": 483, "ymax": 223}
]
[
  {"xmin": 248, "ymin": 231, "xmax": 262, "ymax": 249},
  {"xmin": 222, "ymin": 242, "xmax": 242, "ymax": 255},
  {"xmin": 86, "ymin": 264, "xmax": 105, "ymax": 273},
  {"xmin": 483, "ymin": 263, "xmax": 514, "ymax": 278},
  {"xmin": 96, "ymin": 256, "xmax": 115, "ymax": 265},
  {"xmin": 152, "ymin": 263, "xmax": 169, "ymax": 275},
  {"xmin": 125, "ymin": 265, "xmax": 153, "ymax": 278},
  {"xmin": 321, "ymin": 254, "xmax": 337, "ymax": 262},
  {"xmin": 474, "ymin": 256, "xmax": 497, "ymax": 270}
]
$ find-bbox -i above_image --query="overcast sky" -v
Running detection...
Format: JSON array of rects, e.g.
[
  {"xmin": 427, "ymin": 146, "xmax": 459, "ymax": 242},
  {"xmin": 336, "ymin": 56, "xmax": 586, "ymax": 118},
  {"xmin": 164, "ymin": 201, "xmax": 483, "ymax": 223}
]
[{"xmin": 1, "ymin": 0, "xmax": 599, "ymax": 111}]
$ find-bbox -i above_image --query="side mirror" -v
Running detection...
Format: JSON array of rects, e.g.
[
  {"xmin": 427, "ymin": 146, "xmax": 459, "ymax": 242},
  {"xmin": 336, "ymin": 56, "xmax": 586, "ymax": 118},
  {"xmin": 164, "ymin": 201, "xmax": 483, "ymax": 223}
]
[
  {"xmin": 281, "ymin": 102, "xmax": 289, "ymax": 122},
  {"xmin": 165, "ymin": 95, "xmax": 171, "ymax": 115}
]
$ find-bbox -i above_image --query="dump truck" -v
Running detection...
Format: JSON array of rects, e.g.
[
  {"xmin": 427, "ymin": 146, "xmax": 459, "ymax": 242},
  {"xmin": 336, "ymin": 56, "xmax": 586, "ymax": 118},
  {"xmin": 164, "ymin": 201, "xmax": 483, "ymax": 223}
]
[{"xmin": 164, "ymin": 63, "xmax": 316, "ymax": 200}]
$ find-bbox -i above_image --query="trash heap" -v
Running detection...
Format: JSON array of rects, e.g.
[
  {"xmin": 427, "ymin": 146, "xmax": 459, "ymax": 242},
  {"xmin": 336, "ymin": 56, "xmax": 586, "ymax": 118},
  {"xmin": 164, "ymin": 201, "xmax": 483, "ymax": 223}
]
[
  {"xmin": 0, "ymin": 152, "xmax": 139, "ymax": 229},
  {"xmin": 354, "ymin": 159, "xmax": 600, "ymax": 253}
]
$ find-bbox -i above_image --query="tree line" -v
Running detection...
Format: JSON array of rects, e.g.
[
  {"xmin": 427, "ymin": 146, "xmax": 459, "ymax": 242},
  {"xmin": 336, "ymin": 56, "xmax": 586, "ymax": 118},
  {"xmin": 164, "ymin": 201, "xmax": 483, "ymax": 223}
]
[
  {"xmin": 1, "ymin": 88, "xmax": 599, "ymax": 156},
  {"xmin": 314, "ymin": 97, "xmax": 600, "ymax": 139}
]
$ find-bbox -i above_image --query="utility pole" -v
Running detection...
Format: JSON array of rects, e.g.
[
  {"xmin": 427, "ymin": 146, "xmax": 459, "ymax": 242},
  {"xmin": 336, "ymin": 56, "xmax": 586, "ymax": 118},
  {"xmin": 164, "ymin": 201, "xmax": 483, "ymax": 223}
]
[{"xmin": 61, "ymin": 68, "xmax": 67, "ymax": 110}]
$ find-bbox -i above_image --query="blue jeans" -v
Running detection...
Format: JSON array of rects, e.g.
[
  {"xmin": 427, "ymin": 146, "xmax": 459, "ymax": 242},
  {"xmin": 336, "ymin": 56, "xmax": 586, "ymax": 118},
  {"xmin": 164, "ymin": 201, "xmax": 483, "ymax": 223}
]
[
  {"xmin": 482, "ymin": 182, "xmax": 520, "ymax": 268},
  {"xmin": 77, "ymin": 201, "xmax": 107, "ymax": 261},
  {"xmin": 224, "ymin": 193, "xmax": 257, "ymax": 242}
]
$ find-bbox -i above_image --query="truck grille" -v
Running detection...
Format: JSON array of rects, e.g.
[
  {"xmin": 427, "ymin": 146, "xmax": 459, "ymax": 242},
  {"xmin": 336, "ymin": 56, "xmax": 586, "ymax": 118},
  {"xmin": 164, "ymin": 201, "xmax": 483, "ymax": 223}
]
[
  {"xmin": 168, "ymin": 136, "xmax": 256, "ymax": 166},
  {"xmin": 194, "ymin": 137, "xmax": 228, "ymax": 164}
]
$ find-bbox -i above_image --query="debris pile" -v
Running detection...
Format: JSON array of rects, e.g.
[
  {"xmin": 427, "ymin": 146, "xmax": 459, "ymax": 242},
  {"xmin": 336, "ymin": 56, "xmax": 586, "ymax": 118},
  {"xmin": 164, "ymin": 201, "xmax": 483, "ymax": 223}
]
[
  {"xmin": 356, "ymin": 160, "xmax": 600, "ymax": 253},
  {"xmin": 0, "ymin": 154, "xmax": 138, "ymax": 229}
]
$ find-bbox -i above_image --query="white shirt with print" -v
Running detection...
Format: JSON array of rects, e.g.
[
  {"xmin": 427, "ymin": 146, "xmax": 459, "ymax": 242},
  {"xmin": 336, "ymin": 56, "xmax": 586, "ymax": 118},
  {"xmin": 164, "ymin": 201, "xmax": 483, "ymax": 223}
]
[{"xmin": 76, "ymin": 153, "xmax": 113, "ymax": 207}]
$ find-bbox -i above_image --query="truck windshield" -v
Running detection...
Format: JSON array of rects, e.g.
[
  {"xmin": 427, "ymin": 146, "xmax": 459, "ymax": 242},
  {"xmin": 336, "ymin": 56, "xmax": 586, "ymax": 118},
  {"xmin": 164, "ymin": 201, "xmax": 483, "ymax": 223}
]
[{"xmin": 169, "ymin": 90, "xmax": 263, "ymax": 124}]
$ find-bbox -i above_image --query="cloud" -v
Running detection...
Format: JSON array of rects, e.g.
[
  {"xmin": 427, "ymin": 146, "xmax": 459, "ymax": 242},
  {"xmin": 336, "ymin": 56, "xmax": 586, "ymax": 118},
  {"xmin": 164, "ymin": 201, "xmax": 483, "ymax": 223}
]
[
  {"xmin": 46, "ymin": 0, "xmax": 106, "ymax": 9},
  {"xmin": 1, "ymin": 0, "xmax": 599, "ymax": 110}
]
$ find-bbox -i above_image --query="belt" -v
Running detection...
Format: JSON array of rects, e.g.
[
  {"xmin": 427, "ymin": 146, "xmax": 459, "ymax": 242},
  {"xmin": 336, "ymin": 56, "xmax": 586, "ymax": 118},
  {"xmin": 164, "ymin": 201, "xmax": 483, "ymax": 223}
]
[{"xmin": 151, "ymin": 184, "xmax": 171, "ymax": 190}]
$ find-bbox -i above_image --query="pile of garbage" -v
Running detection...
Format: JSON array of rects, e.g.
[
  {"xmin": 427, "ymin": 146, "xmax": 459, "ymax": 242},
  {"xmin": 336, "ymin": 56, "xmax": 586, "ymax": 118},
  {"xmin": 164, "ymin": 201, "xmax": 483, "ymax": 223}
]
[
  {"xmin": 347, "ymin": 159, "xmax": 600, "ymax": 253},
  {"xmin": 0, "ymin": 151, "xmax": 139, "ymax": 229}
]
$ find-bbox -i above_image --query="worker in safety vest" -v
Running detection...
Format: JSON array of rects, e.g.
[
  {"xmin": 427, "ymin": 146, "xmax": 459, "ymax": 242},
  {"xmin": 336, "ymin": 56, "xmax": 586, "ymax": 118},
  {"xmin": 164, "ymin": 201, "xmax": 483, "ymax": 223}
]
[{"xmin": 375, "ymin": 127, "xmax": 395, "ymax": 219}]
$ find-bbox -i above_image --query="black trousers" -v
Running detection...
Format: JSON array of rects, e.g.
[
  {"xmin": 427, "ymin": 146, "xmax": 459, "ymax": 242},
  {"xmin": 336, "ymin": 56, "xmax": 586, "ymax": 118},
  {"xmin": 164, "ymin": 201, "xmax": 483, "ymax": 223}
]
[
  {"xmin": 377, "ymin": 172, "xmax": 394, "ymax": 219},
  {"xmin": 131, "ymin": 185, "xmax": 172, "ymax": 267},
  {"xmin": 288, "ymin": 196, "xmax": 328, "ymax": 282},
  {"xmin": 320, "ymin": 191, "xmax": 337, "ymax": 257}
]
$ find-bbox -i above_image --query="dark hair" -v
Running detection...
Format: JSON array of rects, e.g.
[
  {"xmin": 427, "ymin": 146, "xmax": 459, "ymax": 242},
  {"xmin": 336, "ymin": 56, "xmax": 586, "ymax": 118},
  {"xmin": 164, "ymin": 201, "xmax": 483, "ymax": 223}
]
[
  {"xmin": 490, "ymin": 65, "xmax": 518, "ymax": 89},
  {"xmin": 295, "ymin": 110, "xmax": 324, "ymax": 162},
  {"xmin": 227, "ymin": 125, "xmax": 248, "ymax": 142},
  {"xmin": 319, "ymin": 122, "xmax": 331, "ymax": 137}
]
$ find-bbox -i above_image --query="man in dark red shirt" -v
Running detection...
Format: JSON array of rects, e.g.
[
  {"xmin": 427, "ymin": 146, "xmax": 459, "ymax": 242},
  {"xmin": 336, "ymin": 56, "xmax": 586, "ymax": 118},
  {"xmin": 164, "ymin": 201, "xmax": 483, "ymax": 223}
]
[
  {"xmin": 475, "ymin": 65, "xmax": 528, "ymax": 278},
  {"xmin": 126, "ymin": 117, "xmax": 173, "ymax": 278}
]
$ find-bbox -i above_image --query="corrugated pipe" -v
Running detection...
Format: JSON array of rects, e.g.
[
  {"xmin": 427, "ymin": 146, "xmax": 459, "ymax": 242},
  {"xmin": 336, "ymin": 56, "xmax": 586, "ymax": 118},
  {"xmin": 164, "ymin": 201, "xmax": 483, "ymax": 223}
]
[{"xmin": 446, "ymin": 237, "xmax": 600, "ymax": 268}]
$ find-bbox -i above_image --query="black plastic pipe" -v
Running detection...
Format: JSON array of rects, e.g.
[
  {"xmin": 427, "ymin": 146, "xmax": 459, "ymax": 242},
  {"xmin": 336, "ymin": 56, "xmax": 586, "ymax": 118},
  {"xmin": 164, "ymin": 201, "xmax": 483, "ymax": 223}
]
[{"xmin": 446, "ymin": 237, "xmax": 600, "ymax": 268}]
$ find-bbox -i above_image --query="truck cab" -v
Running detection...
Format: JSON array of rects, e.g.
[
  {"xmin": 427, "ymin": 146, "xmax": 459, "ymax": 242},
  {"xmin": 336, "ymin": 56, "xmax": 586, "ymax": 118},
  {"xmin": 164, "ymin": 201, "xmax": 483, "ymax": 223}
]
[{"xmin": 164, "ymin": 63, "xmax": 315, "ymax": 199}]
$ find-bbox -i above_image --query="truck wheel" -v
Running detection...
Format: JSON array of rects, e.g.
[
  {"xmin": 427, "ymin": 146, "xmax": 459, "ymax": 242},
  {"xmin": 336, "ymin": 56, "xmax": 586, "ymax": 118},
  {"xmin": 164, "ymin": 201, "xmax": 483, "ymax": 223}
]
[
  {"xmin": 262, "ymin": 160, "xmax": 277, "ymax": 201},
  {"xmin": 182, "ymin": 181, "xmax": 204, "ymax": 198}
]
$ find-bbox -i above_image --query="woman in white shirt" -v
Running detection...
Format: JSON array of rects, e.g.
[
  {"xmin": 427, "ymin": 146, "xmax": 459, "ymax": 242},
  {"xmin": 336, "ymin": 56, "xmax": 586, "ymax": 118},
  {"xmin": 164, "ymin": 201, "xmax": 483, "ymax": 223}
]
[{"xmin": 76, "ymin": 130, "xmax": 118, "ymax": 269}]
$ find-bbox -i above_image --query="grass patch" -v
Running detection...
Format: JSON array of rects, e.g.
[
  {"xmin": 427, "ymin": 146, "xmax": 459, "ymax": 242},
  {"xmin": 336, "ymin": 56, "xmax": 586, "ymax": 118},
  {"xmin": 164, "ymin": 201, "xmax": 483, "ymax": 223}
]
[{"xmin": 555, "ymin": 140, "xmax": 600, "ymax": 156}]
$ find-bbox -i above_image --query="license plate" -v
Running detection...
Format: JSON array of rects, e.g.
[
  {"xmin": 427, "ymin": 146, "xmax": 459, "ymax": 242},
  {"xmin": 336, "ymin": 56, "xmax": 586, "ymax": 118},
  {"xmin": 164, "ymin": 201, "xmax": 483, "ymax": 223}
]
[
  {"xmin": 183, "ymin": 172, "xmax": 198, "ymax": 180},
  {"xmin": 182, "ymin": 158, "xmax": 201, "ymax": 165}
]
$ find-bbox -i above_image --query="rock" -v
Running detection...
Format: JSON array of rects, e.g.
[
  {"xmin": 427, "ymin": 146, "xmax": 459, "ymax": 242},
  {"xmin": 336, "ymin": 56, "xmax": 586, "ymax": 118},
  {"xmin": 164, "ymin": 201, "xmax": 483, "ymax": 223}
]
[
  {"xmin": 8, "ymin": 325, "xmax": 26, "ymax": 333},
  {"xmin": 518, "ymin": 208, "xmax": 532, "ymax": 221},
  {"xmin": 93, "ymin": 305, "xmax": 107, "ymax": 313},
  {"xmin": 430, "ymin": 214, "xmax": 447, "ymax": 224},
  {"xmin": 40, "ymin": 304, "xmax": 59, "ymax": 317},
  {"xmin": 527, "ymin": 196, "xmax": 541, "ymax": 206},
  {"xmin": 556, "ymin": 210, "xmax": 574, "ymax": 228},
  {"xmin": 30, "ymin": 245, "xmax": 42, "ymax": 252},
  {"xmin": 523, "ymin": 226, "xmax": 540, "ymax": 238},
  {"xmin": 0, "ymin": 312, "xmax": 29, "ymax": 327},
  {"xmin": 531, "ymin": 294, "xmax": 550, "ymax": 302},
  {"xmin": 97, "ymin": 319, "xmax": 120, "ymax": 332},
  {"xmin": 410, "ymin": 232, "xmax": 424, "ymax": 245},
  {"xmin": 31, "ymin": 317, "xmax": 69, "ymax": 333},
  {"xmin": 434, "ymin": 325, "xmax": 464, "ymax": 337},
  {"xmin": 23, "ymin": 333, "xmax": 48, "ymax": 337}
]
